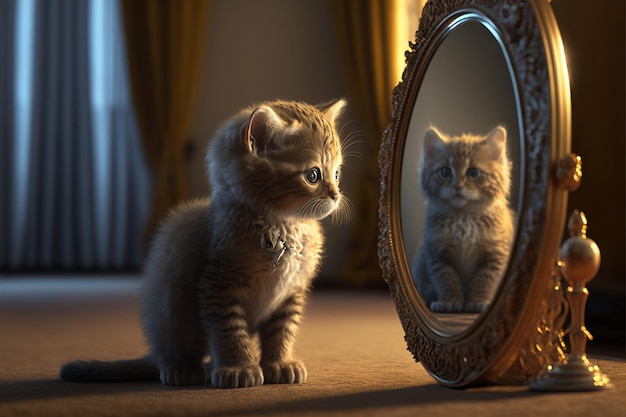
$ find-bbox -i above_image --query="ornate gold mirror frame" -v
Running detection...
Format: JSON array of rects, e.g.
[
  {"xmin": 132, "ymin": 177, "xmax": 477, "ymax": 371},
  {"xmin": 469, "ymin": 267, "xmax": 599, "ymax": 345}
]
[{"xmin": 378, "ymin": 0, "xmax": 576, "ymax": 387}]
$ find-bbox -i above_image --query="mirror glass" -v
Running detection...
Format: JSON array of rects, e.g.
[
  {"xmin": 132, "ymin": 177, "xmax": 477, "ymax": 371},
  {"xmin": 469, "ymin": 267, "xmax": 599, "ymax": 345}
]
[{"xmin": 400, "ymin": 18, "xmax": 521, "ymax": 332}]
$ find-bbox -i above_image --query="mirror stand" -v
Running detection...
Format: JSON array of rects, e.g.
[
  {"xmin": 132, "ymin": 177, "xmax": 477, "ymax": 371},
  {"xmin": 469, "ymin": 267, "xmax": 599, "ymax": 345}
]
[{"xmin": 530, "ymin": 210, "xmax": 612, "ymax": 391}]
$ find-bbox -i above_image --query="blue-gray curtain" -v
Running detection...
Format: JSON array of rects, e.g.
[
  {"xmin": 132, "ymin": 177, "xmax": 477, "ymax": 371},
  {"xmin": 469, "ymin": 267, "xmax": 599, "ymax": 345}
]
[{"xmin": 0, "ymin": 0, "xmax": 151, "ymax": 270}]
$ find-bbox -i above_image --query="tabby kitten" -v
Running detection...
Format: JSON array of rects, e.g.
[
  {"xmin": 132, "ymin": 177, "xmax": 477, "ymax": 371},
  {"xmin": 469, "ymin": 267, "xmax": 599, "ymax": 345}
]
[
  {"xmin": 61, "ymin": 99, "xmax": 348, "ymax": 388},
  {"xmin": 411, "ymin": 126, "xmax": 515, "ymax": 313}
]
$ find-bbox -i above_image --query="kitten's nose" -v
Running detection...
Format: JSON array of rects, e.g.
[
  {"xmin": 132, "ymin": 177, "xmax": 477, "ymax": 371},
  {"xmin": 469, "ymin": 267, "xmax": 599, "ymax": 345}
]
[{"xmin": 329, "ymin": 187, "xmax": 340, "ymax": 201}]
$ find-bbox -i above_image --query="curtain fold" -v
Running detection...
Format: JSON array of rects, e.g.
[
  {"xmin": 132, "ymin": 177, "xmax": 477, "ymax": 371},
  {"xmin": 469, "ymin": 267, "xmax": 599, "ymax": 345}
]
[
  {"xmin": 25, "ymin": 0, "xmax": 95, "ymax": 267},
  {"xmin": 121, "ymin": 0, "xmax": 210, "ymax": 247},
  {"xmin": 331, "ymin": 0, "xmax": 404, "ymax": 286},
  {"xmin": 0, "ymin": 0, "xmax": 17, "ymax": 267}
]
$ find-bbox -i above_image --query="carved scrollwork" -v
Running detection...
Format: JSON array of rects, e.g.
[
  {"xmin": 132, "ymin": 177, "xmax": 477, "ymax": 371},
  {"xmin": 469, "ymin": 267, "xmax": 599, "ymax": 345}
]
[{"xmin": 379, "ymin": 0, "xmax": 571, "ymax": 386}]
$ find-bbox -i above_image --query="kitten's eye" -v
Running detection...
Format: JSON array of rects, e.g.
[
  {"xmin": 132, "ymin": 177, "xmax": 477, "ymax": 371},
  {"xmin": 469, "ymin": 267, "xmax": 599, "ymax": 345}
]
[
  {"xmin": 334, "ymin": 170, "xmax": 340, "ymax": 182},
  {"xmin": 439, "ymin": 167, "xmax": 452, "ymax": 178},
  {"xmin": 306, "ymin": 167, "xmax": 321, "ymax": 184},
  {"xmin": 466, "ymin": 167, "xmax": 481, "ymax": 179}
]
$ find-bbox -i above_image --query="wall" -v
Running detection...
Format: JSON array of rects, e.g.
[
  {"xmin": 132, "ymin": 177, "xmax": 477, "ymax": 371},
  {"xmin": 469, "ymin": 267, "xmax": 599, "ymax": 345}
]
[{"xmin": 551, "ymin": 0, "xmax": 625, "ymax": 294}]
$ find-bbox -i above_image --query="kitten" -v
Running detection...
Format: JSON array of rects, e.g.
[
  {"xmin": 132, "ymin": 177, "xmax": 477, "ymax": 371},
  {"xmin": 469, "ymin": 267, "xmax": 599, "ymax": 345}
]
[
  {"xmin": 411, "ymin": 126, "xmax": 515, "ymax": 313},
  {"xmin": 61, "ymin": 99, "xmax": 348, "ymax": 388}
]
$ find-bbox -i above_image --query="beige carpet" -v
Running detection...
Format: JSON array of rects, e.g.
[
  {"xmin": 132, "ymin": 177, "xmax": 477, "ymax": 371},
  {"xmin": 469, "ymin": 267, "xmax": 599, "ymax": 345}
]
[{"xmin": 1, "ymin": 277, "xmax": 624, "ymax": 417}]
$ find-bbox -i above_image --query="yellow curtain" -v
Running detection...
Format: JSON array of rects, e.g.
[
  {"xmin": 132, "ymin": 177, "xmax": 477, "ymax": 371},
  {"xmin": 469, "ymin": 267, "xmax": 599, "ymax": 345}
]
[
  {"xmin": 121, "ymin": 0, "xmax": 210, "ymax": 247},
  {"xmin": 331, "ymin": 0, "xmax": 405, "ymax": 286}
]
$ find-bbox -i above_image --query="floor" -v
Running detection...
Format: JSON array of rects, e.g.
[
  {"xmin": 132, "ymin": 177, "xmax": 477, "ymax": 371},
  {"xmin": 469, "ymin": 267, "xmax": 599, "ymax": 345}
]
[{"xmin": 1, "ymin": 276, "xmax": 624, "ymax": 417}]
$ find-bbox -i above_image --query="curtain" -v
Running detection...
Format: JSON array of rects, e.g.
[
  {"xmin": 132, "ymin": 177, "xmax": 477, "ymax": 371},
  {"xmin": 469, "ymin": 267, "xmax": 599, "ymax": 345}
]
[
  {"xmin": 0, "ymin": 0, "xmax": 17, "ymax": 267},
  {"xmin": 121, "ymin": 0, "xmax": 210, "ymax": 247},
  {"xmin": 0, "ymin": 0, "xmax": 151, "ymax": 270},
  {"xmin": 331, "ymin": 0, "xmax": 407, "ymax": 286}
]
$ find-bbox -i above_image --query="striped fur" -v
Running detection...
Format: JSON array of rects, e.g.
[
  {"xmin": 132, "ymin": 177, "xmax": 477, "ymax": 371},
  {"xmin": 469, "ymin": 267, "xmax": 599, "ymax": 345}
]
[
  {"xmin": 61, "ymin": 99, "xmax": 347, "ymax": 388},
  {"xmin": 411, "ymin": 126, "xmax": 515, "ymax": 313}
]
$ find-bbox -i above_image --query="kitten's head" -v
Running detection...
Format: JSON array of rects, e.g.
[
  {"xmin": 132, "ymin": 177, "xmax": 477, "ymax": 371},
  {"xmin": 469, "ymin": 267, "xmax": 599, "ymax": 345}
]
[
  {"xmin": 207, "ymin": 99, "xmax": 348, "ymax": 221},
  {"xmin": 419, "ymin": 125, "xmax": 512, "ymax": 210}
]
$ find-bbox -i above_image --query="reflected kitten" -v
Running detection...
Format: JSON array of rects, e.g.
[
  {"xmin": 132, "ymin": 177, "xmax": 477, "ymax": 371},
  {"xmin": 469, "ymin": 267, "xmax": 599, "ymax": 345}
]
[
  {"xmin": 61, "ymin": 99, "xmax": 348, "ymax": 388},
  {"xmin": 411, "ymin": 126, "xmax": 515, "ymax": 313}
]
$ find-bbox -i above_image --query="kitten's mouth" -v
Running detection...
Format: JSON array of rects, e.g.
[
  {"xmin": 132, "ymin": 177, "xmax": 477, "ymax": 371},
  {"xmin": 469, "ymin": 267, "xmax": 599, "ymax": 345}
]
[{"xmin": 450, "ymin": 194, "xmax": 467, "ymax": 207}]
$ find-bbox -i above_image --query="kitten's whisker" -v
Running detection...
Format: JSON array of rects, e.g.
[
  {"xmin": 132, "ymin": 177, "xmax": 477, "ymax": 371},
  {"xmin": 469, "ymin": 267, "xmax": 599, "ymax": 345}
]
[
  {"xmin": 341, "ymin": 151, "xmax": 364, "ymax": 163},
  {"xmin": 340, "ymin": 131, "xmax": 367, "ymax": 146},
  {"xmin": 297, "ymin": 198, "xmax": 326, "ymax": 220},
  {"xmin": 342, "ymin": 131, "xmax": 368, "ymax": 145},
  {"xmin": 338, "ymin": 120, "xmax": 363, "ymax": 139},
  {"xmin": 340, "ymin": 132, "xmax": 367, "ymax": 162}
]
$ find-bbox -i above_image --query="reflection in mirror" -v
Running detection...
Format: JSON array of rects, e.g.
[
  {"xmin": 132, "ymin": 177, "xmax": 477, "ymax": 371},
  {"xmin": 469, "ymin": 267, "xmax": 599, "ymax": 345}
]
[{"xmin": 400, "ymin": 19, "xmax": 521, "ymax": 331}]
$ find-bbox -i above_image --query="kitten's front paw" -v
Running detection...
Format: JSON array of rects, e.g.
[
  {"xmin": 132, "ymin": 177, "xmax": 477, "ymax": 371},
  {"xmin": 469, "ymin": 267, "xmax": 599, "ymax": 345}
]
[
  {"xmin": 464, "ymin": 302, "xmax": 490, "ymax": 313},
  {"xmin": 211, "ymin": 365, "xmax": 264, "ymax": 389},
  {"xmin": 262, "ymin": 360, "xmax": 307, "ymax": 384},
  {"xmin": 160, "ymin": 365, "xmax": 207, "ymax": 386},
  {"xmin": 430, "ymin": 301, "xmax": 463, "ymax": 313}
]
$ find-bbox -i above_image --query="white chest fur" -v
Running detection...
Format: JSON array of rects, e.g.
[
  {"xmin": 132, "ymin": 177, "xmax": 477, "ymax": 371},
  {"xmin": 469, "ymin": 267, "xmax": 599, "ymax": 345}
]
[{"xmin": 244, "ymin": 220, "xmax": 322, "ymax": 327}]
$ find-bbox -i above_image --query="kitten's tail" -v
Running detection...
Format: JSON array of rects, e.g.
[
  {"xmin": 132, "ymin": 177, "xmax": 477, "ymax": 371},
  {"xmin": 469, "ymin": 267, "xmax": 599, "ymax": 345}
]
[{"xmin": 60, "ymin": 357, "xmax": 159, "ymax": 382}]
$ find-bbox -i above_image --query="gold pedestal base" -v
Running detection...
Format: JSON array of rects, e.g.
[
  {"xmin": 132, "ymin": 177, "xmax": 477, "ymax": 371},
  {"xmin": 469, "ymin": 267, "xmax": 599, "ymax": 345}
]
[{"xmin": 530, "ymin": 355, "xmax": 612, "ymax": 391}]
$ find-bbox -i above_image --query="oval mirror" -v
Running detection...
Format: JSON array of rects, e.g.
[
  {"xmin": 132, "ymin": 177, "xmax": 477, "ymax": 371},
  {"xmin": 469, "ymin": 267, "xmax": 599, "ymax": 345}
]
[{"xmin": 379, "ymin": 0, "xmax": 573, "ymax": 387}]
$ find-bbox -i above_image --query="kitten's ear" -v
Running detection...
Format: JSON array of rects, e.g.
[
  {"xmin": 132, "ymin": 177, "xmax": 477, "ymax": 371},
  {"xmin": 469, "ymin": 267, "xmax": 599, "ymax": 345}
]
[
  {"xmin": 317, "ymin": 98, "xmax": 347, "ymax": 126},
  {"xmin": 423, "ymin": 127, "xmax": 446, "ymax": 158},
  {"xmin": 243, "ymin": 106, "xmax": 283, "ymax": 154},
  {"xmin": 483, "ymin": 125, "xmax": 507, "ymax": 161}
]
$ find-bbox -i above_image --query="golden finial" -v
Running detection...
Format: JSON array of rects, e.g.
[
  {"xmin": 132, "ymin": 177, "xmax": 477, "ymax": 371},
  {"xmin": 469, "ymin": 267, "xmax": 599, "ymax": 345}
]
[{"xmin": 530, "ymin": 210, "xmax": 610, "ymax": 391}]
